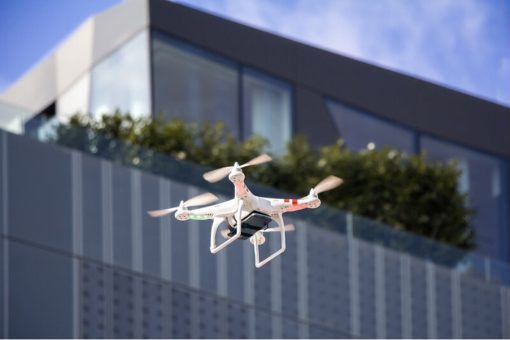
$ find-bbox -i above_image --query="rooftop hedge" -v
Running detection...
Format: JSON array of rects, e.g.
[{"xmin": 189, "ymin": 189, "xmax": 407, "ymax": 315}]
[{"xmin": 53, "ymin": 113, "xmax": 475, "ymax": 250}]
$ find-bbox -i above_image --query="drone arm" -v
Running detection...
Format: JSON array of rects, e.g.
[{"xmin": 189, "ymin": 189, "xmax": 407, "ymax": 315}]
[
  {"xmin": 269, "ymin": 195, "xmax": 320, "ymax": 213},
  {"xmin": 186, "ymin": 199, "xmax": 238, "ymax": 220}
]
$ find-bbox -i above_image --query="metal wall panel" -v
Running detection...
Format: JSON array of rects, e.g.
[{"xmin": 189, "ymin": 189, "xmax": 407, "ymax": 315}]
[
  {"xmin": 3, "ymin": 132, "xmax": 509, "ymax": 338},
  {"xmin": 9, "ymin": 241, "xmax": 73, "ymax": 338},
  {"xmin": 7, "ymin": 133, "xmax": 72, "ymax": 252}
]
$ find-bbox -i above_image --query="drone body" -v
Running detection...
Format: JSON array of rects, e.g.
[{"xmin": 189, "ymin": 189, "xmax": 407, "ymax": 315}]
[{"xmin": 148, "ymin": 154, "xmax": 342, "ymax": 268}]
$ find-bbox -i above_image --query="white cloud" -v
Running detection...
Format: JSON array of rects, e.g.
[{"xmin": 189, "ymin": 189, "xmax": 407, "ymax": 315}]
[{"xmin": 177, "ymin": 0, "xmax": 510, "ymax": 106}]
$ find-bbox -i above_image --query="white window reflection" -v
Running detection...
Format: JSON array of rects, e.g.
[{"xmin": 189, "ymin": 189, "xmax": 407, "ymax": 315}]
[
  {"xmin": 152, "ymin": 32, "xmax": 239, "ymax": 136},
  {"xmin": 56, "ymin": 73, "xmax": 90, "ymax": 122},
  {"xmin": 90, "ymin": 30, "xmax": 151, "ymax": 119},
  {"xmin": 243, "ymin": 69, "xmax": 291, "ymax": 156}
]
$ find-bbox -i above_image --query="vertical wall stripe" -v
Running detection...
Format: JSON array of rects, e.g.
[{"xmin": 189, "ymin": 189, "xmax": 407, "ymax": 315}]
[
  {"xmin": 71, "ymin": 152, "xmax": 84, "ymax": 256},
  {"xmin": 216, "ymin": 192, "xmax": 228, "ymax": 340},
  {"xmin": 400, "ymin": 254, "xmax": 412, "ymax": 338},
  {"xmin": 296, "ymin": 221, "xmax": 309, "ymax": 339},
  {"xmin": 451, "ymin": 272, "xmax": 462, "ymax": 339},
  {"xmin": 502, "ymin": 286, "xmax": 510, "ymax": 338},
  {"xmin": 159, "ymin": 179, "xmax": 172, "ymax": 337},
  {"xmin": 374, "ymin": 245, "xmax": 386, "ymax": 339},
  {"xmin": 159, "ymin": 179, "xmax": 171, "ymax": 280},
  {"xmin": 426, "ymin": 262, "xmax": 437, "ymax": 339},
  {"xmin": 346, "ymin": 212, "xmax": 354, "ymax": 238},
  {"xmin": 130, "ymin": 170, "xmax": 142, "ymax": 271},
  {"xmin": 484, "ymin": 257, "xmax": 491, "ymax": 281},
  {"xmin": 129, "ymin": 169, "xmax": 143, "ymax": 338},
  {"xmin": 348, "ymin": 237, "xmax": 360, "ymax": 336},
  {"xmin": 217, "ymin": 246, "xmax": 228, "ymax": 339},
  {"xmin": 243, "ymin": 240, "xmax": 256, "ymax": 339},
  {"xmin": 187, "ymin": 187, "xmax": 200, "ymax": 338},
  {"xmin": 216, "ymin": 194, "xmax": 228, "ymax": 299},
  {"xmin": 188, "ymin": 186, "xmax": 200, "ymax": 289},
  {"xmin": 101, "ymin": 161, "xmax": 113, "ymax": 264},
  {"xmin": 270, "ymin": 234, "xmax": 283, "ymax": 339},
  {"xmin": 100, "ymin": 161, "xmax": 114, "ymax": 337},
  {"xmin": 2, "ymin": 131, "xmax": 9, "ymax": 338},
  {"xmin": 215, "ymin": 198, "xmax": 228, "ymax": 338},
  {"xmin": 217, "ymin": 247, "xmax": 228, "ymax": 296},
  {"xmin": 189, "ymin": 220, "xmax": 200, "ymax": 289},
  {"xmin": 71, "ymin": 152, "xmax": 83, "ymax": 338}
]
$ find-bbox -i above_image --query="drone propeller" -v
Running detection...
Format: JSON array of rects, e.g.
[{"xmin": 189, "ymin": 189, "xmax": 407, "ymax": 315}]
[
  {"xmin": 312, "ymin": 175, "xmax": 343, "ymax": 195},
  {"xmin": 147, "ymin": 192, "xmax": 218, "ymax": 217},
  {"xmin": 203, "ymin": 154, "xmax": 272, "ymax": 183}
]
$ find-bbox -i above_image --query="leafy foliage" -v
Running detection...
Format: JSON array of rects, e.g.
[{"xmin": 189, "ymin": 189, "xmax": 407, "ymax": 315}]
[{"xmin": 54, "ymin": 112, "xmax": 475, "ymax": 250}]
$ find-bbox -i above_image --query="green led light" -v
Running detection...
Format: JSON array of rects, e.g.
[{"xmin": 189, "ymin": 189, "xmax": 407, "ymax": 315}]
[{"xmin": 189, "ymin": 214, "xmax": 209, "ymax": 220}]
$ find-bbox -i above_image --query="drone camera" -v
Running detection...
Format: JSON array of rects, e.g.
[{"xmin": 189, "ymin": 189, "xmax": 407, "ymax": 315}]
[{"xmin": 227, "ymin": 211, "xmax": 272, "ymax": 240}]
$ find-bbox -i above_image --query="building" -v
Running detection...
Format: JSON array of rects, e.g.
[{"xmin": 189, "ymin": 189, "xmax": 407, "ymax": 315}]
[
  {"xmin": 1, "ymin": 0, "xmax": 510, "ymax": 338},
  {"xmin": 2, "ymin": 0, "xmax": 509, "ymax": 263}
]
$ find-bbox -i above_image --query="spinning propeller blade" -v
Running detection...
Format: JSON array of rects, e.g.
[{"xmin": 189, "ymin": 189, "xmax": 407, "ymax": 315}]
[
  {"xmin": 203, "ymin": 154, "xmax": 272, "ymax": 183},
  {"xmin": 240, "ymin": 154, "xmax": 272, "ymax": 168},
  {"xmin": 147, "ymin": 207, "xmax": 179, "ymax": 218},
  {"xmin": 183, "ymin": 192, "xmax": 219, "ymax": 207},
  {"xmin": 263, "ymin": 224, "xmax": 295, "ymax": 233},
  {"xmin": 313, "ymin": 175, "xmax": 343, "ymax": 195},
  {"xmin": 147, "ymin": 192, "xmax": 218, "ymax": 217},
  {"xmin": 203, "ymin": 166, "xmax": 233, "ymax": 183}
]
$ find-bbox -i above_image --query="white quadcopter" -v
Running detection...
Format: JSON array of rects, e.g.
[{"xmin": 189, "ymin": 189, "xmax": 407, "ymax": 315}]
[{"xmin": 148, "ymin": 154, "xmax": 343, "ymax": 268}]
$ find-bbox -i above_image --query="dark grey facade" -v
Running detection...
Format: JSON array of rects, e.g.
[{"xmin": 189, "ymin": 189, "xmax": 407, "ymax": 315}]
[{"xmin": 1, "ymin": 130, "xmax": 510, "ymax": 338}]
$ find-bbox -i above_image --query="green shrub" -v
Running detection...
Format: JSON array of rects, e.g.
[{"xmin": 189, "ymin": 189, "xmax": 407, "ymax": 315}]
[{"xmin": 54, "ymin": 112, "xmax": 475, "ymax": 250}]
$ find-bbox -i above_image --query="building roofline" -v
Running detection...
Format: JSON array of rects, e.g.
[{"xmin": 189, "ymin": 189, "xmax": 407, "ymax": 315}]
[{"xmin": 149, "ymin": 0, "xmax": 510, "ymax": 158}]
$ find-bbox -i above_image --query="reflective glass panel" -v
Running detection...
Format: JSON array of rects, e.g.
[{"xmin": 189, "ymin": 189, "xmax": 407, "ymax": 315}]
[
  {"xmin": 327, "ymin": 100, "xmax": 416, "ymax": 153},
  {"xmin": 152, "ymin": 32, "xmax": 239, "ymax": 136},
  {"xmin": 421, "ymin": 136, "xmax": 509, "ymax": 261},
  {"xmin": 56, "ymin": 73, "xmax": 90, "ymax": 122},
  {"xmin": 243, "ymin": 69, "xmax": 291, "ymax": 155},
  {"xmin": 90, "ymin": 30, "xmax": 151, "ymax": 118}
]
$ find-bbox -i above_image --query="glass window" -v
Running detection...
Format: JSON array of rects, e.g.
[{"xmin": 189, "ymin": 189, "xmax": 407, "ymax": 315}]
[
  {"xmin": 421, "ymin": 136, "xmax": 509, "ymax": 261},
  {"xmin": 0, "ymin": 101, "xmax": 31, "ymax": 134},
  {"xmin": 56, "ymin": 73, "xmax": 90, "ymax": 122},
  {"xmin": 326, "ymin": 100, "xmax": 416, "ymax": 153},
  {"xmin": 243, "ymin": 69, "xmax": 292, "ymax": 156},
  {"xmin": 90, "ymin": 30, "xmax": 151, "ymax": 119},
  {"xmin": 152, "ymin": 32, "xmax": 239, "ymax": 136}
]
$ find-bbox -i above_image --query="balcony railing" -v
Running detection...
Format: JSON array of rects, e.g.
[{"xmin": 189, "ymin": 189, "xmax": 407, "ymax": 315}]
[{"xmin": 28, "ymin": 115, "xmax": 510, "ymax": 286}]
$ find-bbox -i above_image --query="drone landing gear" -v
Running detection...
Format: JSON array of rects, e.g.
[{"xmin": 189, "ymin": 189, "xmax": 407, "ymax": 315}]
[
  {"xmin": 252, "ymin": 213, "xmax": 286, "ymax": 268},
  {"xmin": 210, "ymin": 200, "xmax": 244, "ymax": 253}
]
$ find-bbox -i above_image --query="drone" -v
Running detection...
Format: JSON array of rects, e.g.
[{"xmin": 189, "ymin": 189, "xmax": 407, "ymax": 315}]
[{"xmin": 148, "ymin": 154, "xmax": 343, "ymax": 268}]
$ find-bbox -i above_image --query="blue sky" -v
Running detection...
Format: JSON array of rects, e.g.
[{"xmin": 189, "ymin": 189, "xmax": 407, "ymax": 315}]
[{"xmin": 1, "ymin": 0, "xmax": 508, "ymax": 106}]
